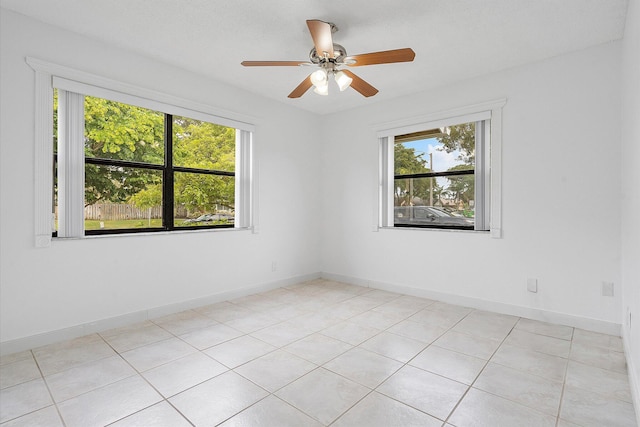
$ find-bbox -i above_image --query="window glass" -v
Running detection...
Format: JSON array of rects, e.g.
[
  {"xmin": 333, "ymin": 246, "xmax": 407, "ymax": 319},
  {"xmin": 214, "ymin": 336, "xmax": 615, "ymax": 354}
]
[
  {"xmin": 85, "ymin": 165, "xmax": 163, "ymax": 230},
  {"xmin": 174, "ymin": 172, "xmax": 235, "ymax": 227},
  {"xmin": 173, "ymin": 116, "xmax": 235, "ymax": 171},
  {"xmin": 53, "ymin": 92, "xmax": 244, "ymax": 236},
  {"xmin": 391, "ymin": 121, "xmax": 479, "ymax": 229},
  {"xmin": 84, "ymin": 96, "xmax": 164, "ymax": 164}
]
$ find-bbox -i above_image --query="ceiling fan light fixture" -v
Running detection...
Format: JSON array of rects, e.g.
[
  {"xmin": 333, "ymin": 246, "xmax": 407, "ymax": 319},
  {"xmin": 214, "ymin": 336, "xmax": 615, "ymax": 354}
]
[
  {"xmin": 241, "ymin": 19, "xmax": 415, "ymax": 99},
  {"xmin": 334, "ymin": 70, "xmax": 353, "ymax": 91},
  {"xmin": 313, "ymin": 83, "xmax": 329, "ymax": 95},
  {"xmin": 310, "ymin": 69, "xmax": 328, "ymax": 87}
]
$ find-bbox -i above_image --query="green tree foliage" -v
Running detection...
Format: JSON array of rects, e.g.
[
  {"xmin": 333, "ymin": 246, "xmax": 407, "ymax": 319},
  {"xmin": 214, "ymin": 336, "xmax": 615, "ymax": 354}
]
[
  {"xmin": 438, "ymin": 122, "xmax": 475, "ymax": 165},
  {"xmin": 84, "ymin": 97, "xmax": 164, "ymax": 163},
  {"xmin": 79, "ymin": 97, "xmax": 235, "ymax": 217},
  {"xmin": 394, "ymin": 144, "xmax": 442, "ymax": 206},
  {"xmin": 394, "ymin": 144, "xmax": 428, "ymax": 175},
  {"xmin": 437, "ymin": 123, "xmax": 476, "ymax": 209},
  {"xmin": 443, "ymin": 164, "xmax": 475, "ymax": 205},
  {"xmin": 83, "ymin": 97, "xmax": 164, "ymax": 206},
  {"xmin": 128, "ymin": 183, "xmax": 162, "ymax": 210},
  {"xmin": 173, "ymin": 117, "xmax": 235, "ymax": 214}
]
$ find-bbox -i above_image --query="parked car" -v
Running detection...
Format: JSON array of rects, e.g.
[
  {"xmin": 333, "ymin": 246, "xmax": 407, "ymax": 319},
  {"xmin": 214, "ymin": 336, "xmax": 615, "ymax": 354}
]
[
  {"xmin": 183, "ymin": 213, "xmax": 234, "ymax": 224},
  {"xmin": 394, "ymin": 206, "xmax": 474, "ymax": 227}
]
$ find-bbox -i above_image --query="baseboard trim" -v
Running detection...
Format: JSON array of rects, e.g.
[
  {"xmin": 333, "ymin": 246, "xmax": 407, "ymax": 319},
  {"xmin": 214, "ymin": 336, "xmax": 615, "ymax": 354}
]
[
  {"xmin": 1, "ymin": 271, "xmax": 624, "ymax": 356},
  {"xmin": 321, "ymin": 272, "xmax": 622, "ymax": 336},
  {"xmin": 0, "ymin": 272, "xmax": 321, "ymax": 356},
  {"xmin": 622, "ymin": 324, "xmax": 640, "ymax": 426}
]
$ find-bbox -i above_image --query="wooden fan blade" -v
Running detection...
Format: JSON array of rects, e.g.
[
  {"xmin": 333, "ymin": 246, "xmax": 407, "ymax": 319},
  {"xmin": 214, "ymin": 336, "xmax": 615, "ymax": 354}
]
[
  {"xmin": 306, "ymin": 19, "xmax": 334, "ymax": 58},
  {"xmin": 241, "ymin": 61, "xmax": 310, "ymax": 67},
  {"xmin": 346, "ymin": 48, "xmax": 415, "ymax": 67},
  {"xmin": 288, "ymin": 76, "xmax": 313, "ymax": 98},
  {"xmin": 342, "ymin": 70, "xmax": 378, "ymax": 97}
]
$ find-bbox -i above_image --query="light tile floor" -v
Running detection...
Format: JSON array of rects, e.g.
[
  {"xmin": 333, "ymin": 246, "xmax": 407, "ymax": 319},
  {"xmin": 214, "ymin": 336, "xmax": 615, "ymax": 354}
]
[{"xmin": 0, "ymin": 279, "xmax": 637, "ymax": 426}]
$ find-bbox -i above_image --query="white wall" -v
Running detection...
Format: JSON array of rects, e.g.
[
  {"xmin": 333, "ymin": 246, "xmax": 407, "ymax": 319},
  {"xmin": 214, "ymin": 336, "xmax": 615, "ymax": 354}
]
[
  {"xmin": 320, "ymin": 42, "xmax": 623, "ymax": 332},
  {"xmin": 0, "ymin": 6, "xmax": 633, "ymax": 374},
  {"xmin": 0, "ymin": 10, "xmax": 322, "ymax": 349},
  {"xmin": 621, "ymin": 0, "xmax": 640, "ymax": 417}
]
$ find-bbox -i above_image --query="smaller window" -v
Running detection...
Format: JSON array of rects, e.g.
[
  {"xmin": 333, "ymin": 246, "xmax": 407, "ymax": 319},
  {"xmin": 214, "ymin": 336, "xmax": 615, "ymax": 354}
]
[{"xmin": 379, "ymin": 112, "xmax": 493, "ymax": 232}]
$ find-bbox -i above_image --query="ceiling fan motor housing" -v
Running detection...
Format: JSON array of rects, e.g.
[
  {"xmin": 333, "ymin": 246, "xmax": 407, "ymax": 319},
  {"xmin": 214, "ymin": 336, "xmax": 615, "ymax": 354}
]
[{"xmin": 309, "ymin": 44, "xmax": 348, "ymax": 67}]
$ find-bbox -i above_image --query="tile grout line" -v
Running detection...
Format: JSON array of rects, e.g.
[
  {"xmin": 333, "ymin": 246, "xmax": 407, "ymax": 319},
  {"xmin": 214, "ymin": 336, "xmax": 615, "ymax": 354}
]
[
  {"xmin": 370, "ymin": 304, "xmax": 478, "ymax": 425},
  {"xmin": 441, "ymin": 317, "xmax": 523, "ymax": 425},
  {"xmin": 100, "ymin": 331, "xmax": 197, "ymax": 427},
  {"xmin": 555, "ymin": 327, "xmax": 574, "ymax": 427},
  {"xmin": 29, "ymin": 349, "xmax": 69, "ymax": 427}
]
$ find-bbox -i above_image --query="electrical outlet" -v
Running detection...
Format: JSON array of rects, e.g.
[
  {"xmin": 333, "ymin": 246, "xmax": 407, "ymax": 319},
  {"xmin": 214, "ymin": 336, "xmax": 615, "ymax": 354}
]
[
  {"xmin": 602, "ymin": 282, "xmax": 614, "ymax": 297},
  {"xmin": 527, "ymin": 278, "xmax": 538, "ymax": 293},
  {"xmin": 271, "ymin": 261, "xmax": 277, "ymax": 272}
]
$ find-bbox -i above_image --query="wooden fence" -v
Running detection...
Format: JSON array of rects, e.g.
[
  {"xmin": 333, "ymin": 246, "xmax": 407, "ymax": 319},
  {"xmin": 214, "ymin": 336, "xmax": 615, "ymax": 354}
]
[
  {"xmin": 85, "ymin": 204, "xmax": 165, "ymax": 220},
  {"xmin": 84, "ymin": 204, "xmax": 216, "ymax": 220}
]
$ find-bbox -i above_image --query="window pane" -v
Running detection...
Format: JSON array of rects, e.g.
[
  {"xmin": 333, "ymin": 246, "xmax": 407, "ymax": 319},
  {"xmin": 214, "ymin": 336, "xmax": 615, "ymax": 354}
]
[
  {"xmin": 85, "ymin": 164, "xmax": 163, "ymax": 230},
  {"xmin": 393, "ymin": 121, "xmax": 477, "ymax": 229},
  {"xmin": 84, "ymin": 96, "xmax": 164, "ymax": 164},
  {"xmin": 174, "ymin": 172, "xmax": 234, "ymax": 227},
  {"xmin": 394, "ymin": 122, "xmax": 475, "ymax": 175},
  {"xmin": 173, "ymin": 116, "xmax": 235, "ymax": 172},
  {"xmin": 394, "ymin": 175, "xmax": 475, "ymax": 227}
]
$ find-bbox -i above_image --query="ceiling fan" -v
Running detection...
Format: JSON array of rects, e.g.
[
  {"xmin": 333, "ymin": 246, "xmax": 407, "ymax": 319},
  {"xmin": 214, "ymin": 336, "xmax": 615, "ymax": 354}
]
[{"xmin": 241, "ymin": 19, "xmax": 416, "ymax": 98}]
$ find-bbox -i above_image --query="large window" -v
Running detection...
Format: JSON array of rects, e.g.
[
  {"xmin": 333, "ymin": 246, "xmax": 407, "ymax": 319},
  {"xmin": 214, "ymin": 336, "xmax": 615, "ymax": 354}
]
[
  {"xmin": 53, "ymin": 89, "xmax": 251, "ymax": 237},
  {"xmin": 28, "ymin": 58, "xmax": 255, "ymax": 246},
  {"xmin": 378, "ymin": 103, "xmax": 504, "ymax": 234}
]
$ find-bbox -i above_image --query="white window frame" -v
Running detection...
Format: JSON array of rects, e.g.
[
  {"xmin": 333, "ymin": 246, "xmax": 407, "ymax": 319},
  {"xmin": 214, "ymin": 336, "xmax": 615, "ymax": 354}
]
[
  {"xmin": 27, "ymin": 57, "xmax": 258, "ymax": 246},
  {"xmin": 375, "ymin": 99, "xmax": 506, "ymax": 237}
]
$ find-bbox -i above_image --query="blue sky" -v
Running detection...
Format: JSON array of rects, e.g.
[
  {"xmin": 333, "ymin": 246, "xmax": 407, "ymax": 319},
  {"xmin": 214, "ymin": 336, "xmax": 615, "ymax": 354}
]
[{"xmin": 402, "ymin": 137, "xmax": 463, "ymax": 172}]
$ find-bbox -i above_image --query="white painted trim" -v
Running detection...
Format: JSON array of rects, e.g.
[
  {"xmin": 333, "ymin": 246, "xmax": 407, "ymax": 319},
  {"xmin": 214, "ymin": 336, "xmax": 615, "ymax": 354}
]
[
  {"xmin": 1, "ymin": 271, "xmax": 628, "ymax": 359},
  {"xmin": 0, "ymin": 272, "xmax": 321, "ymax": 356},
  {"xmin": 27, "ymin": 56, "xmax": 258, "ymax": 243},
  {"xmin": 622, "ymin": 324, "xmax": 640, "ymax": 426},
  {"xmin": 321, "ymin": 272, "xmax": 622, "ymax": 336},
  {"xmin": 374, "ymin": 99, "xmax": 506, "ymax": 238},
  {"xmin": 376, "ymin": 111, "xmax": 491, "ymax": 139},
  {"xmin": 33, "ymin": 70, "xmax": 53, "ymax": 248},
  {"xmin": 373, "ymin": 98, "xmax": 506, "ymax": 136},
  {"xmin": 53, "ymin": 76, "xmax": 254, "ymax": 133},
  {"xmin": 26, "ymin": 57, "xmax": 256, "ymax": 132}
]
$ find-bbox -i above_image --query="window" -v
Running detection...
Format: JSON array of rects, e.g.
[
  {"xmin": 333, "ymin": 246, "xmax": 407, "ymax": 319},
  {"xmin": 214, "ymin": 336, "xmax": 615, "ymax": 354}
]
[
  {"xmin": 53, "ymin": 90, "xmax": 251, "ymax": 236},
  {"xmin": 26, "ymin": 57, "xmax": 259, "ymax": 247},
  {"xmin": 378, "ymin": 101, "xmax": 504, "ymax": 235}
]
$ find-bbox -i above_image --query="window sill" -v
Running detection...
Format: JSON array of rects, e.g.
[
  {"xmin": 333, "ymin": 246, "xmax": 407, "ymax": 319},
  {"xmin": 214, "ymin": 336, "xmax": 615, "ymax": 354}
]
[
  {"xmin": 378, "ymin": 226, "xmax": 490, "ymax": 235},
  {"xmin": 52, "ymin": 226, "xmax": 254, "ymax": 241}
]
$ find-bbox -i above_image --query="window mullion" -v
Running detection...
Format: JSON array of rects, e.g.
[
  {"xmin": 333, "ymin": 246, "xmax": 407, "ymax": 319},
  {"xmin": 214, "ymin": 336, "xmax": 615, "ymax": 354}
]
[
  {"xmin": 57, "ymin": 90, "xmax": 85, "ymax": 237},
  {"xmin": 163, "ymin": 114, "xmax": 174, "ymax": 230}
]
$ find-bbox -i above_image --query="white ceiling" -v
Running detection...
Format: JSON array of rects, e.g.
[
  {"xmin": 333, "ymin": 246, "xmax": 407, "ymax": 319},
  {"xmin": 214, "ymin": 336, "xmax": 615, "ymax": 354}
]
[{"xmin": 1, "ymin": 0, "xmax": 629, "ymax": 115}]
